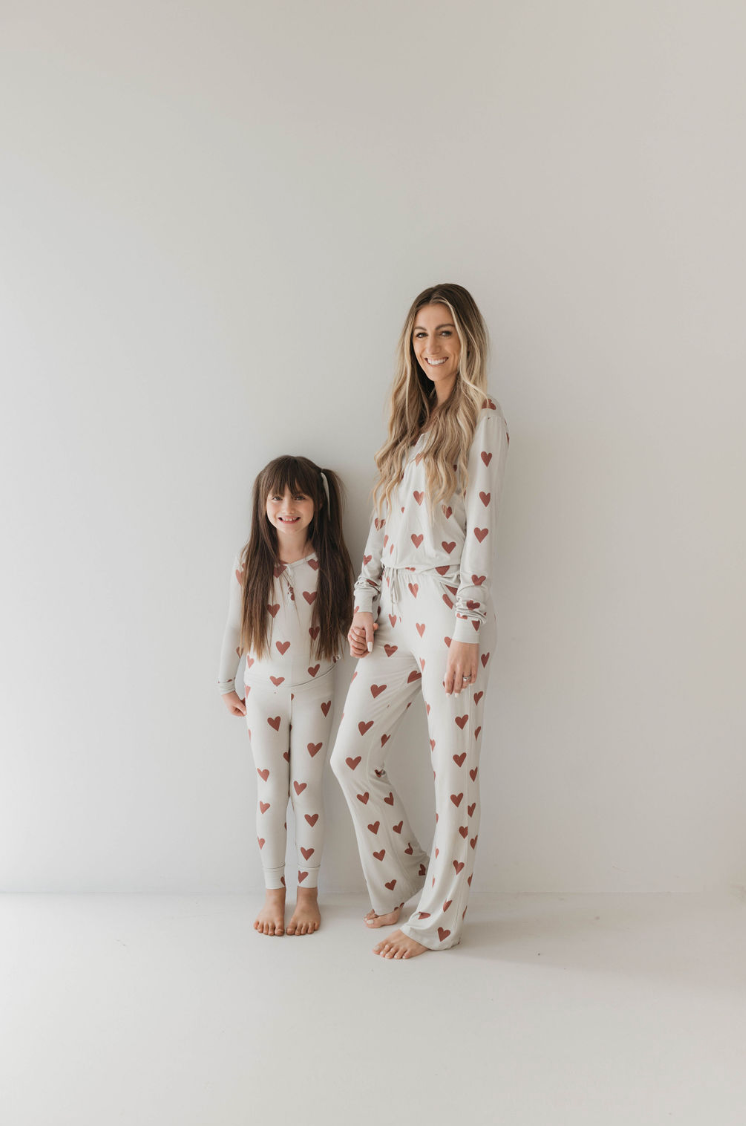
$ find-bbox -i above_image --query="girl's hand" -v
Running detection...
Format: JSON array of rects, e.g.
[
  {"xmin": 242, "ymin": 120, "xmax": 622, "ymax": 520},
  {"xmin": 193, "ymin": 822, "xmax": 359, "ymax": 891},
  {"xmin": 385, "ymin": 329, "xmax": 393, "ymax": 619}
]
[
  {"xmin": 222, "ymin": 691, "xmax": 247, "ymax": 716},
  {"xmin": 348, "ymin": 612, "xmax": 378, "ymax": 658},
  {"xmin": 443, "ymin": 641, "xmax": 479, "ymax": 696}
]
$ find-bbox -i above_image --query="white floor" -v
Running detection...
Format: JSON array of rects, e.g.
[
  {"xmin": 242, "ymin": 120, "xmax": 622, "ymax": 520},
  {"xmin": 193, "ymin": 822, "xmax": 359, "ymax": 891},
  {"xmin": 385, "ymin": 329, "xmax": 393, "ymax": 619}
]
[{"xmin": 2, "ymin": 892, "xmax": 745, "ymax": 1126}]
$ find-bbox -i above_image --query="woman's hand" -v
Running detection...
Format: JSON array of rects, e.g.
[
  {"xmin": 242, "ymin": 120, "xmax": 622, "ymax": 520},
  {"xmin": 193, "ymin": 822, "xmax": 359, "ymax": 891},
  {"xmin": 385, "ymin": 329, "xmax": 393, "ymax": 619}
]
[
  {"xmin": 348, "ymin": 611, "xmax": 378, "ymax": 658},
  {"xmin": 222, "ymin": 690, "xmax": 247, "ymax": 716},
  {"xmin": 443, "ymin": 640, "xmax": 479, "ymax": 696}
]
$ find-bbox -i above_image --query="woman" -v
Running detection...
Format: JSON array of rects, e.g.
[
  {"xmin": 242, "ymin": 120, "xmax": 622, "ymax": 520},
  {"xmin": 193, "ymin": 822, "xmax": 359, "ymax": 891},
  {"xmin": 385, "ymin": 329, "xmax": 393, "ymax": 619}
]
[{"xmin": 330, "ymin": 283, "xmax": 509, "ymax": 958}]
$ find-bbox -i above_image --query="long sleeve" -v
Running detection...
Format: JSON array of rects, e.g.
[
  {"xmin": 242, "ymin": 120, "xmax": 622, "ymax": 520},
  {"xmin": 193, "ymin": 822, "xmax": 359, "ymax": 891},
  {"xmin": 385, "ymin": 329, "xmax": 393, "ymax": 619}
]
[
  {"xmin": 353, "ymin": 513, "xmax": 387, "ymax": 615},
  {"xmin": 452, "ymin": 408, "xmax": 509, "ymax": 644},
  {"xmin": 217, "ymin": 556, "xmax": 244, "ymax": 694}
]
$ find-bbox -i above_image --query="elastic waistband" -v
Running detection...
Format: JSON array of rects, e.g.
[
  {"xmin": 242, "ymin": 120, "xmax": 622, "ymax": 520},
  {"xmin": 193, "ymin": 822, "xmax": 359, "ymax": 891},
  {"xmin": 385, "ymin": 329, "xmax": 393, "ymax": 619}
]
[{"xmin": 383, "ymin": 564, "xmax": 459, "ymax": 608}]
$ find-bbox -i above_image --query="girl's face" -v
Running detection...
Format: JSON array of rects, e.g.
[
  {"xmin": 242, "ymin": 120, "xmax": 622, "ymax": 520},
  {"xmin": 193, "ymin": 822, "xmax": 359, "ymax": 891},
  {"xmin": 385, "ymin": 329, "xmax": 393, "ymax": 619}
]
[
  {"xmin": 412, "ymin": 302, "xmax": 462, "ymax": 394},
  {"xmin": 266, "ymin": 486, "xmax": 315, "ymax": 541}
]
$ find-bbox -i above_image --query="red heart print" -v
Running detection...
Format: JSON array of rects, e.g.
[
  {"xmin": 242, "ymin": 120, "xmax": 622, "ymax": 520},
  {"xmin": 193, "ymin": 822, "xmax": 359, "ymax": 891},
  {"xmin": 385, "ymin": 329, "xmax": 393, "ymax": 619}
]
[
  {"xmin": 393, "ymin": 821, "xmax": 403, "ymax": 833},
  {"xmin": 358, "ymin": 721, "xmax": 373, "ymax": 736},
  {"xmin": 420, "ymin": 658, "xmax": 426, "ymax": 670},
  {"xmin": 435, "ymin": 848, "xmax": 439, "ymax": 858},
  {"xmin": 268, "ymin": 604, "xmax": 280, "ymax": 618},
  {"xmin": 442, "ymin": 594, "xmax": 454, "ymax": 608},
  {"xmin": 443, "ymin": 899, "xmax": 452, "ymax": 911},
  {"xmin": 458, "ymin": 826, "xmax": 468, "ymax": 838},
  {"xmin": 468, "ymin": 874, "xmax": 473, "ymax": 885},
  {"xmin": 257, "ymin": 837, "xmax": 265, "ymax": 849},
  {"xmin": 471, "ymin": 575, "xmax": 486, "ymax": 586},
  {"xmin": 309, "ymin": 626, "xmax": 320, "ymax": 640},
  {"xmin": 474, "ymin": 726, "xmax": 482, "ymax": 740},
  {"xmin": 470, "ymin": 767, "xmax": 478, "ymax": 781},
  {"xmin": 270, "ymin": 676, "xmax": 284, "ymax": 686},
  {"xmin": 346, "ymin": 756, "xmax": 361, "ymax": 770},
  {"xmin": 419, "ymin": 911, "xmax": 431, "ymax": 918},
  {"xmin": 453, "ymin": 752, "xmax": 466, "ymax": 767},
  {"xmin": 370, "ymin": 684, "xmax": 387, "ymax": 698},
  {"xmin": 442, "ymin": 541, "xmax": 456, "ymax": 554},
  {"xmin": 273, "ymin": 563, "xmax": 285, "ymax": 578},
  {"xmin": 419, "ymin": 864, "xmax": 427, "ymax": 876},
  {"xmin": 305, "ymin": 813, "xmax": 319, "ymax": 826},
  {"xmin": 301, "ymin": 847, "xmax": 314, "ymax": 860},
  {"xmin": 380, "ymin": 734, "xmax": 390, "ymax": 746},
  {"xmin": 293, "ymin": 781, "xmax": 307, "ymax": 795},
  {"xmin": 413, "ymin": 491, "xmax": 424, "ymax": 505},
  {"xmin": 407, "ymin": 670, "xmax": 422, "ymax": 683},
  {"xmin": 373, "ymin": 850, "xmax": 386, "ymax": 861},
  {"xmin": 442, "ymin": 506, "xmax": 452, "ymax": 519},
  {"xmin": 267, "ymin": 716, "xmax": 281, "ymax": 731},
  {"xmin": 453, "ymin": 860, "xmax": 465, "ymax": 874},
  {"xmin": 481, "ymin": 451, "xmax": 492, "ymax": 466},
  {"xmin": 455, "ymin": 716, "xmax": 468, "ymax": 730},
  {"xmin": 481, "ymin": 652, "xmax": 490, "ymax": 667},
  {"xmin": 307, "ymin": 742, "xmax": 322, "ymax": 757},
  {"xmin": 307, "ymin": 557, "xmax": 319, "ymax": 570},
  {"xmin": 468, "ymin": 802, "xmax": 476, "ymax": 817},
  {"xmin": 470, "ymin": 836, "xmax": 478, "ymax": 849},
  {"xmin": 283, "ymin": 751, "xmax": 290, "ymax": 762},
  {"xmin": 276, "ymin": 641, "xmax": 290, "ymax": 655},
  {"xmin": 235, "ymin": 646, "xmax": 242, "ymax": 658},
  {"xmin": 374, "ymin": 768, "xmax": 384, "ymax": 776},
  {"xmin": 450, "ymin": 793, "xmax": 464, "ymax": 807},
  {"xmin": 235, "ymin": 568, "xmax": 244, "ymax": 584},
  {"xmin": 281, "ymin": 877, "xmax": 286, "ymax": 886},
  {"xmin": 259, "ymin": 801, "xmax": 270, "ymax": 814},
  {"xmin": 320, "ymin": 700, "xmax": 331, "ymax": 716},
  {"xmin": 384, "ymin": 644, "xmax": 398, "ymax": 657},
  {"xmin": 385, "ymin": 879, "xmax": 397, "ymax": 890},
  {"xmin": 408, "ymin": 583, "xmax": 419, "ymax": 597},
  {"xmin": 430, "ymin": 739, "xmax": 436, "ymax": 751},
  {"xmin": 298, "ymin": 871, "xmax": 308, "ymax": 883},
  {"xmin": 357, "ymin": 792, "xmax": 370, "ymax": 804},
  {"xmin": 384, "ymin": 792, "xmax": 394, "ymax": 805},
  {"xmin": 389, "ymin": 614, "xmax": 397, "ymax": 627},
  {"xmin": 466, "ymin": 600, "xmax": 479, "ymax": 611},
  {"xmin": 444, "ymin": 637, "xmax": 452, "ymax": 648},
  {"xmin": 438, "ymin": 927, "xmax": 451, "ymax": 942},
  {"xmin": 426, "ymin": 704, "xmax": 431, "ymax": 714},
  {"xmin": 375, "ymin": 517, "xmax": 385, "ymax": 530},
  {"xmin": 411, "ymin": 534, "xmax": 423, "ymax": 548},
  {"xmin": 447, "ymin": 584, "xmax": 458, "ymax": 595},
  {"xmin": 479, "ymin": 491, "xmax": 491, "ymax": 506},
  {"xmin": 363, "ymin": 554, "xmax": 372, "ymax": 565},
  {"xmin": 257, "ymin": 768, "xmax": 269, "ymax": 781},
  {"xmin": 474, "ymin": 528, "xmax": 488, "ymax": 543},
  {"xmin": 435, "ymin": 567, "xmax": 450, "ymax": 578},
  {"xmin": 308, "ymin": 664, "xmax": 320, "ymax": 677},
  {"xmin": 383, "ymin": 535, "xmax": 389, "ymax": 547},
  {"xmin": 368, "ymin": 821, "xmax": 380, "ymax": 834},
  {"xmin": 405, "ymin": 843, "xmax": 413, "ymax": 854},
  {"xmin": 303, "ymin": 590, "xmax": 317, "ymax": 605},
  {"xmin": 474, "ymin": 691, "xmax": 483, "ymax": 705}
]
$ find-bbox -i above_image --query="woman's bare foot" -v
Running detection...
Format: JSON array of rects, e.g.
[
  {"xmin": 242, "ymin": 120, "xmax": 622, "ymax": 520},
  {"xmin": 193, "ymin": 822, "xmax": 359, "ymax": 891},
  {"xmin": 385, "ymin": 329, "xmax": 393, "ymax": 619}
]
[
  {"xmin": 364, "ymin": 905, "xmax": 402, "ymax": 929},
  {"xmin": 287, "ymin": 886, "xmax": 321, "ymax": 935},
  {"xmin": 254, "ymin": 888, "xmax": 286, "ymax": 936},
  {"xmin": 373, "ymin": 929, "xmax": 429, "ymax": 959}
]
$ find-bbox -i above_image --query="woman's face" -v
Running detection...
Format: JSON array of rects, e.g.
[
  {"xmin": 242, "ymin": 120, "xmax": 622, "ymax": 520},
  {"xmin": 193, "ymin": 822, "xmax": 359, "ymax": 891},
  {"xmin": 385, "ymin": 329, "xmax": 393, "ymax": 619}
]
[{"xmin": 412, "ymin": 302, "xmax": 462, "ymax": 394}]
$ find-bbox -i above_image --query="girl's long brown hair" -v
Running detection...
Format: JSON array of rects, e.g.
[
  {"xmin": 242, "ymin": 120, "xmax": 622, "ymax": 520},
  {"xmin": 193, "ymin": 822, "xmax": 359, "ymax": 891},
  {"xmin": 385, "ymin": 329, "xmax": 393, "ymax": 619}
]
[
  {"xmin": 373, "ymin": 283, "xmax": 489, "ymax": 514},
  {"xmin": 239, "ymin": 456, "xmax": 354, "ymax": 662}
]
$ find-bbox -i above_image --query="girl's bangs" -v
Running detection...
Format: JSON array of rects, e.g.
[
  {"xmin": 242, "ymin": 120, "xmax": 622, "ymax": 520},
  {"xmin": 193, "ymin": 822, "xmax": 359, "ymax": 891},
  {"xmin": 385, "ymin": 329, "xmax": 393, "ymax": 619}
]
[{"xmin": 264, "ymin": 458, "xmax": 317, "ymax": 500}]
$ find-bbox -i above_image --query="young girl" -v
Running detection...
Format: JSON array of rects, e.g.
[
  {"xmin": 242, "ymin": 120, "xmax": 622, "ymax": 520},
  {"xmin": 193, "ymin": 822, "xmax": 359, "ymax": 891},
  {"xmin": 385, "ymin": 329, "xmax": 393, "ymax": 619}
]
[
  {"xmin": 218, "ymin": 456, "xmax": 354, "ymax": 937},
  {"xmin": 331, "ymin": 283, "xmax": 509, "ymax": 958}
]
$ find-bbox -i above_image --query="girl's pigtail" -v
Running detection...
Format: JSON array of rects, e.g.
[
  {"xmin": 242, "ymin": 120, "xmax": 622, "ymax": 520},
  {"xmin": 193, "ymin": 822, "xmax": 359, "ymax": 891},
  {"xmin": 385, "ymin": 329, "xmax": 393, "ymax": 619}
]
[{"xmin": 313, "ymin": 468, "xmax": 354, "ymax": 660}]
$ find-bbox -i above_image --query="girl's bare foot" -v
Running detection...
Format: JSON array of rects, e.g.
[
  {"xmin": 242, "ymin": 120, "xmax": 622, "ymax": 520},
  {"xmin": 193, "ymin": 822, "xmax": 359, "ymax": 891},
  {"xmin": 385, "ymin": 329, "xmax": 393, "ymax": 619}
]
[
  {"xmin": 364, "ymin": 904, "xmax": 402, "ymax": 929},
  {"xmin": 287, "ymin": 886, "xmax": 321, "ymax": 935},
  {"xmin": 255, "ymin": 888, "xmax": 286, "ymax": 936},
  {"xmin": 373, "ymin": 929, "xmax": 429, "ymax": 959}
]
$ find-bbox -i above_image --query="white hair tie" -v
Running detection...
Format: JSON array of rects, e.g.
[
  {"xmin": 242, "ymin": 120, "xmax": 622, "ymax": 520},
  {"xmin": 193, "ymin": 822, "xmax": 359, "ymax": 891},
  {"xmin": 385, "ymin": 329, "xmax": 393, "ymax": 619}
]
[{"xmin": 320, "ymin": 471, "xmax": 331, "ymax": 506}]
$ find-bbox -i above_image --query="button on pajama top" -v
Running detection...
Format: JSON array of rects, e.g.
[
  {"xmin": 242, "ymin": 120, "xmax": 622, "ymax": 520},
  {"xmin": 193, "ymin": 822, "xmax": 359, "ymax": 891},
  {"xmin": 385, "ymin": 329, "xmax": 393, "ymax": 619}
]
[
  {"xmin": 331, "ymin": 396, "xmax": 509, "ymax": 949},
  {"xmin": 218, "ymin": 552, "xmax": 336, "ymax": 889}
]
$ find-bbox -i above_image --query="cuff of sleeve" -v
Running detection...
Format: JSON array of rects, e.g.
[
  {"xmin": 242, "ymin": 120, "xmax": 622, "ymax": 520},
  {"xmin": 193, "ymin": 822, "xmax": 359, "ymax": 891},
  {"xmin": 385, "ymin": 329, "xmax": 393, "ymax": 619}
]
[
  {"xmin": 218, "ymin": 682, "xmax": 237, "ymax": 695},
  {"xmin": 354, "ymin": 589, "xmax": 376, "ymax": 615},
  {"xmin": 452, "ymin": 616, "xmax": 482, "ymax": 644}
]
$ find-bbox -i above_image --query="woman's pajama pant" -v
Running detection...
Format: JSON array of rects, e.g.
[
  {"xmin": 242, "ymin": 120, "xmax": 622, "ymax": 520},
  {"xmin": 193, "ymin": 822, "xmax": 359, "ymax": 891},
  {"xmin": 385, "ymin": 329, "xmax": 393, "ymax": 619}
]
[
  {"xmin": 245, "ymin": 667, "xmax": 334, "ymax": 890},
  {"xmin": 331, "ymin": 573, "xmax": 496, "ymax": 950}
]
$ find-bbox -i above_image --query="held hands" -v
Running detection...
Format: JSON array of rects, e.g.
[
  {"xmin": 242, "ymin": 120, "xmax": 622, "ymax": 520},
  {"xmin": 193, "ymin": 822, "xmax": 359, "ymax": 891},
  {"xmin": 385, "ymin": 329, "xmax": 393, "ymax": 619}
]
[
  {"xmin": 347, "ymin": 612, "xmax": 378, "ymax": 658},
  {"xmin": 222, "ymin": 690, "xmax": 247, "ymax": 717},
  {"xmin": 443, "ymin": 640, "xmax": 479, "ymax": 696}
]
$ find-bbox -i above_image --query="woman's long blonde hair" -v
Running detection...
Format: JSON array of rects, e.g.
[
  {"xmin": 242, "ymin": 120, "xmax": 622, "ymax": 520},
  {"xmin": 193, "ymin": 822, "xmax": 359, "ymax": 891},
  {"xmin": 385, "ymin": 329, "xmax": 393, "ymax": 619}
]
[{"xmin": 373, "ymin": 283, "xmax": 489, "ymax": 514}]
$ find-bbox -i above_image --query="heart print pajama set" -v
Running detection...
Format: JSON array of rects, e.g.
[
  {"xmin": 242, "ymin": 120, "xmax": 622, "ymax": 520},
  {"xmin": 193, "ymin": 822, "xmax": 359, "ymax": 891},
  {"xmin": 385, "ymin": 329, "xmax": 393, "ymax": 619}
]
[
  {"xmin": 218, "ymin": 553, "xmax": 336, "ymax": 890},
  {"xmin": 331, "ymin": 396, "xmax": 509, "ymax": 950}
]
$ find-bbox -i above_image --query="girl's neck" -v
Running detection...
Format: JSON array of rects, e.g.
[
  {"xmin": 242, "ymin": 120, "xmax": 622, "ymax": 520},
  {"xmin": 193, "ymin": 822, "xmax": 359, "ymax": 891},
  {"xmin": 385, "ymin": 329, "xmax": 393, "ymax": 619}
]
[{"xmin": 277, "ymin": 536, "xmax": 312, "ymax": 565}]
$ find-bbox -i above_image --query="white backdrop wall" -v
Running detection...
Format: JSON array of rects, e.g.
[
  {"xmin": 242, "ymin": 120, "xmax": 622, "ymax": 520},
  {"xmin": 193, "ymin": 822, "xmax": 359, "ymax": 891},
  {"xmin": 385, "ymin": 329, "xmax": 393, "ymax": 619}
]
[{"xmin": 1, "ymin": 0, "xmax": 744, "ymax": 894}]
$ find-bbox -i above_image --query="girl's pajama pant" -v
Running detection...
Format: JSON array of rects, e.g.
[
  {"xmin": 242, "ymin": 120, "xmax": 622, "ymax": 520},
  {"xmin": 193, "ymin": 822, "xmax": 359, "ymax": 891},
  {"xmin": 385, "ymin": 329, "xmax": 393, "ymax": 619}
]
[
  {"xmin": 331, "ymin": 572, "xmax": 496, "ymax": 950},
  {"xmin": 245, "ymin": 667, "xmax": 334, "ymax": 890}
]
